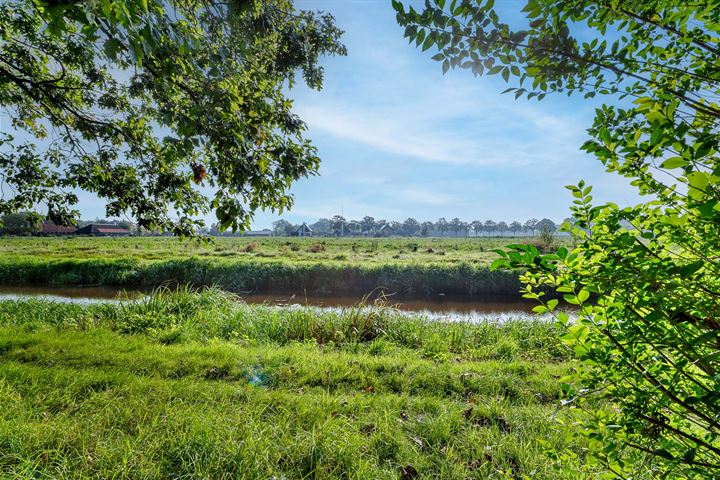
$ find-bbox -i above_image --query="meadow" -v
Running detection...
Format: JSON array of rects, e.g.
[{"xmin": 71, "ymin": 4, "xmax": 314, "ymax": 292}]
[
  {"xmin": 0, "ymin": 236, "xmax": 545, "ymax": 296},
  {"xmin": 0, "ymin": 288, "xmax": 630, "ymax": 479}
]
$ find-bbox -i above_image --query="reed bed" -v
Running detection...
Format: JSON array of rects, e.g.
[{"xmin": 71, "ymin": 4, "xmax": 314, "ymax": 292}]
[{"xmin": 0, "ymin": 255, "xmax": 523, "ymax": 296}]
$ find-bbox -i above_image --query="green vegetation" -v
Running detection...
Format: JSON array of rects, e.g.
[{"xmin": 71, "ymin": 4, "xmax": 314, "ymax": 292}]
[
  {"xmin": 0, "ymin": 237, "xmax": 529, "ymax": 296},
  {"xmin": 0, "ymin": 288, "xmax": 641, "ymax": 479},
  {"xmin": 0, "ymin": 0, "xmax": 345, "ymax": 235},
  {"xmin": 397, "ymin": 0, "xmax": 720, "ymax": 476}
]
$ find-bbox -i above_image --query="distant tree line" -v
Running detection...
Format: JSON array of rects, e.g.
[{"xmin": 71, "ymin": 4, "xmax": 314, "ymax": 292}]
[
  {"xmin": 269, "ymin": 216, "xmax": 570, "ymax": 237},
  {"xmin": 2, "ymin": 211, "xmax": 568, "ymax": 239}
]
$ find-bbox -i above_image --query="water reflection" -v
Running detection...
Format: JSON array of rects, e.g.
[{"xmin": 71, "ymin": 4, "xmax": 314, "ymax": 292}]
[{"xmin": 0, "ymin": 285, "xmax": 554, "ymax": 323}]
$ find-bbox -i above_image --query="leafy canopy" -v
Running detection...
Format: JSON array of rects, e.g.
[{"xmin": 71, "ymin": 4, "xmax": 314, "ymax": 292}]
[
  {"xmin": 0, "ymin": 0, "xmax": 345, "ymax": 236},
  {"xmin": 395, "ymin": 0, "xmax": 720, "ymax": 477}
]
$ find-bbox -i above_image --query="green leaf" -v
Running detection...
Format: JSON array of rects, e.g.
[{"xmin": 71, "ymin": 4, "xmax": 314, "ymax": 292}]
[
  {"xmin": 490, "ymin": 258, "xmax": 507, "ymax": 271},
  {"xmin": 421, "ymin": 33, "xmax": 434, "ymax": 51},
  {"xmin": 660, "ymin": 157, "xmax": 688, "ymax": 169},
  {"xmin": 563, "ymin": 294, "xmax": 580, "ymax": 305}
]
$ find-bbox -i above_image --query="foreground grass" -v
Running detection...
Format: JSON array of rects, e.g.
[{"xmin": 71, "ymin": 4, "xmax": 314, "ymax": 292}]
[
  {"xmin": 0, "ymin": 237, "xmax": 533, "ymax": 295},
  {"xmin": 0, "ymin": 288, "xmax": 604, "ymax": 479}
]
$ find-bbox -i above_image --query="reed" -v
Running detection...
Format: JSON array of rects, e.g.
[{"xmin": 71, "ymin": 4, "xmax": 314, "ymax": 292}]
[{"xmin": 0, "ymin": 256, "xmax": 522, "ymax": 296}]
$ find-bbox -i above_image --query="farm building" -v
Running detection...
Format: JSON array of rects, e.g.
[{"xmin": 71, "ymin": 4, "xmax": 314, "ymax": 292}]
[
  {"xmin": 39, "ymin": 222, "xmax": 77, "ymax": 236},
  {"xmin": 293, "ymin": 223, "xmax": 313, "ymax": 237},
  {"xmin": 75, "ymin": 223, "xmax": 131, "ymax": 236},
  {"xmin": 243, "ymin": 229, "xmax": 273, "ymax": 237},
  {"xmin": 378, "ymin": 224, "xmax": 395, "ymax": 236}
]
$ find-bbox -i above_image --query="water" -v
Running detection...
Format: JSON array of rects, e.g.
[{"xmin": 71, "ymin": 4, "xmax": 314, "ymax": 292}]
[
  {"xmin": 0, "ymin": 285, "xmax": 144, "ymax": 303},
  {"xmin": 0, "ymin": 285, "xmax": 543, "ymax": 322}
]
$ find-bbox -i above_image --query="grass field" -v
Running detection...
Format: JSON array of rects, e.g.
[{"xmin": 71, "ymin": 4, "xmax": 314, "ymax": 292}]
[
  {"xmin": 0, "ymin": 236, "xmax": 546, "ymax": 296},
  {"xmin": 0, "ymin": 288, "xmax": 617, "ymax": 479},
  {"xmin": 1, "ymin": 236, "xmax": 517, "ymax": 265}
]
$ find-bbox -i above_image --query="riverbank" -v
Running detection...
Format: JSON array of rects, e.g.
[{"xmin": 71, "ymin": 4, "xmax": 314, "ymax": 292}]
[
  {"xmin": 0, "ymin": 236, "xmax": 536, "ymax": 296},
  {"xmin": 0, "ymin": 288, "xmax": 608, "ymax": 479},
  {"xmin": 0, "ymin": 255, "xmax": 522, "ymax": 296}
]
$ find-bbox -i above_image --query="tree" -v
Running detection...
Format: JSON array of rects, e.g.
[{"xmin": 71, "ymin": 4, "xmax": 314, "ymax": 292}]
[
  {"xmin": 449, "ymin": 217, "xmax": 463, "ymax": 236},
  {"xmin": 330, "ymin": 215, "xmax": 345, "ymax": 236},
  {"xmin": 524, "ymin": 218, "xmax": 538, "ymax": 236},
  {"xmin": 396, "ymin": 0, "xmax": 720, "ymax": 476},
  {"xmin": 0, "ymin": 0, "xmax": 345, "ymax": 237},
  {"xmin": 509, "ymin": 221, "xmax": 522, "ymax": 237},
  {"xmin": 535, "ymin": 218, "xmax": 556, "ymax": 234},
  {"xmin": 310, "ymin": 218, "xmax": 331, "ymax": 235},
  {"xmin": 496, "ymin": 221, "xmax": 508, "ymax": 236},
  {"xmin": 360, "ymin": 216, "xmax": 376, "ymax": 234},
  {"xmin": 536, "ymin": 218, "xmax": 556, "ymax": 249},
  {"xmin": 0, "ymin": 212, "xmax": 39, "ymax": 235},
  {"xmin": 435, "ymin": 217, "xmax": 448, "ymax": 237},
  {"xmin": 470, "ymin": 220, "xmax": 483, "ymax": 237},
  {"xmin": 272, "ymin": 219, "xmax": 293, "ymax": 236},
  {"xmin": 459, "ymin": 221, "xmax": 470, "ymax": 237},
  {"xmin": 347, "ymin": 220, "xmax": 361, "ymax": 234},
  {"xmin": 402, "ymin": 217, "xmax": 420, "ymax": 236},
  {"xmin": 420, "ymin": 221, "xmax": 434, "ymax": 236},
  {"xmin": 483, "ymin": 219, "xmax": 496, "ymax": 237}
]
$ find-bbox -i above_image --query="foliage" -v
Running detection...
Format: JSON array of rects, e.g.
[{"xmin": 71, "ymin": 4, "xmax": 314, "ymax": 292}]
[
  {"xmin": 393, "ymin": 0, "xmax": 720, "ymax": 477},
  {"xmin": 0, "ymin": 0, "xmax": 345, "ymax": 236},
  {"xmin": 0, "ymin": 212, "xmax": 38, "ymax": 235},
  {"xmin": 272, "ymin": 219, "xmax": 294, "ymax": 236},
  {"xmin": 264, "ymin": 215, "xmax": 561, "ymax": 237},
  {"xmin": 536, "ymin": 218, "xmax": 556, "ymax": 251}
]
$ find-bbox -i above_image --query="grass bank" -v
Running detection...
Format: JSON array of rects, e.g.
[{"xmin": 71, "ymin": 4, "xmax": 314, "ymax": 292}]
[
  {"xmin": 0, "ymin": 237, "xmax": 536, "ymax": 295},
  {"xmin": 0, "ymin": 255, "xmax": 521, "ymax": 296},
  {"xmin": 0, "ymin": 288, "xmax": 609, "ymax": 479}
]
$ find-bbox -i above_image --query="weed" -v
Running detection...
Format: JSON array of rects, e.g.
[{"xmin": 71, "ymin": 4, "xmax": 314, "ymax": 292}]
[
  {"xmin": 308, "ymin": 243, "xmax": 326, "ymax": 253},
  {"xmin": 241, "ymin": 242, "xmax": 259, "ymax": 253}
]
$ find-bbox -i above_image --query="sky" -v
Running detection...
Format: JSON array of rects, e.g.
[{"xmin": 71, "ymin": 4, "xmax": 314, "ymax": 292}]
[
  {"xmin": 2, "ymin": 0, "xmax": 644, "ymax": 229},
  {"xmin": 246, "ymin": 0, "xmax": 641, "ymax": 228}
]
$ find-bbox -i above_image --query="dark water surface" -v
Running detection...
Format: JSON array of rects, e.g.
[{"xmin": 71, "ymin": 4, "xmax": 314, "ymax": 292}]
[{"xmin": 0, "ymin": 285, "xmax": 541, "ymax": 322}]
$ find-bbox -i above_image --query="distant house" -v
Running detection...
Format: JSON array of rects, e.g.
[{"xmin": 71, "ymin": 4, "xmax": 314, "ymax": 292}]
[
  {"xmin": 75, "ymin": 223, "xmax": 131, "ymax": 236},
  {"xmin": 243, "ymin": 229, "xmax": 273, "ymax": 237},
  {"xmin": 378, "ymin": 224, "xmax": 394, "ymax": 237},
  {"xmin": 39, "ymin": 222, "xmax": 76, "ymax": 236},
  {"xmin": 293, "ymin": 222, "xmax": 313, "ymax": 237}
]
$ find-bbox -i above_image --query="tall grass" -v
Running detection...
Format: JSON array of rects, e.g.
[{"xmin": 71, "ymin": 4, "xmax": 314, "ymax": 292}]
[
  {"xmin": 0, "ymin": 256, "xmax": 522, "ymax": 296},
  {"xmin": 0, "ymin": 289, "xmax": 649, "ymax": 479},
  {"xmin": 0, "ymin": 286, "xmax": 564, "ymax": 360}
]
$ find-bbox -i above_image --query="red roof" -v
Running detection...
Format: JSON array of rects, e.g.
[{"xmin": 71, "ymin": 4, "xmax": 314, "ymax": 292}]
[{"xmin": 41, "ymin": 222, "xmax": 76, "ymax": 234}]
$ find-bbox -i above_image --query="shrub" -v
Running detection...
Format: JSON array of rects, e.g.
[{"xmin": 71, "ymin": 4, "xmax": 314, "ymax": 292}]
[
  {"xmin": 308, "ymin": 243, "xmax": 326, "ymax": 253},
  {"xmin": 240, "ymin": 242, "xmax": 258, "ymax": 253}
]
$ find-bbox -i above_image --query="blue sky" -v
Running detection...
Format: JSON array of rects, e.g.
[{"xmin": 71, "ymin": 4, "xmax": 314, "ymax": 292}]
[
  {"xmin": 2, "ymin": 0, "xmax": 643, "ymax": 229},
  {"xmin": 247, "ymin": 0, "xmax": 641, "ymax": 228}
]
